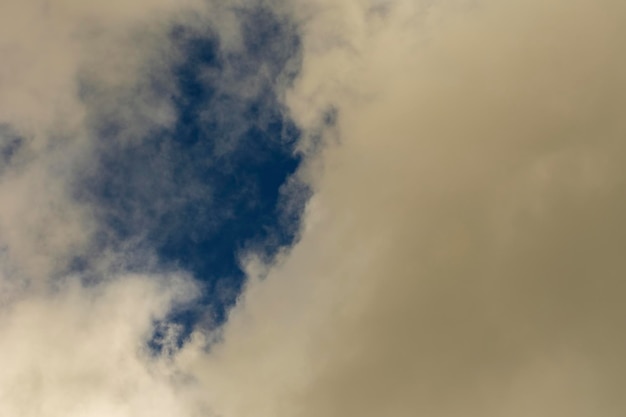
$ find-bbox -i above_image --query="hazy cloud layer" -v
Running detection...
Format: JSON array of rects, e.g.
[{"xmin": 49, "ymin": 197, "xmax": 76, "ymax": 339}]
[
  {"xmin": 1, "ymin": 0, "xmax": 625, "ymax": 416},
  {"xmin": 191, "ymin": 1, "xmax": 626, "ymax": 417}
]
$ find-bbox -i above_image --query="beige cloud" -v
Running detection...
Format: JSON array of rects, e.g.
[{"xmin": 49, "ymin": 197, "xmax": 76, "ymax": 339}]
[
  {"xmin": 183, "ymin": 1, "xmax": 626, "ymax": 416},
  {"xmin": 1, "ymin": 0, "xmax": 625, "ymax": 416},
  {"xmin": 0, "ymin": 273, "xmax": 201, "ymax": 417},
  {"xmin": 0, "ymin": 0, "xmax": 212, "ymax": 279},
  {"xmin": 0, "ymin": 0, "xmax": 201, "ymax": 141}
]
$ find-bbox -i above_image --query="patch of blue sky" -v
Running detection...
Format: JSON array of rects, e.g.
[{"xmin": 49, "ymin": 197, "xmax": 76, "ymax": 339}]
[
  {"xmin": 0, "ymin": 125, "xmax": 23, "ymax": 174},
  {"xmin": 72, "ymin": 8, "xmax": 307, "ymax": 344}
]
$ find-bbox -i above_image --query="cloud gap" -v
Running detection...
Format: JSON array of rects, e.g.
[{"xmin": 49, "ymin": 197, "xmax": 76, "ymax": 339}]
[{"xmin": 69, "ymin": 7, "xmax": 309, "ymax": 349}]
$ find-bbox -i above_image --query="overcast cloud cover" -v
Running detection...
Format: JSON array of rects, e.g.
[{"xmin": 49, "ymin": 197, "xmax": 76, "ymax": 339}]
[{"xmin": 0, "ymin": 0, "xmax": 625, "ymax": 416}]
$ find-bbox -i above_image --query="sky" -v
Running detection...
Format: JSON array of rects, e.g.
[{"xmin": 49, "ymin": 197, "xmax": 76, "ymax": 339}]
[{"xmin": 0, "ymin": 0, "xmax": 625, "ymax": 416}]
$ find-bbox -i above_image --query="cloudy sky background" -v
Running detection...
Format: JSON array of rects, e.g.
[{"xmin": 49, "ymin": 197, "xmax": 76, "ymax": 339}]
[{"xmin": 0, "ymin": 0, "xmax": 625, "ymax": 416}]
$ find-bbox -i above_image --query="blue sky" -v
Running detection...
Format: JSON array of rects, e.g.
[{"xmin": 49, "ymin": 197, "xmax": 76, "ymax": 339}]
[
  {"xmin": 74, "ymin": 11, "xmax": 306, "ymax": 331},
  {"xmin": 0, "ymin": 1, "xmax": 625, "ymax": 416}
]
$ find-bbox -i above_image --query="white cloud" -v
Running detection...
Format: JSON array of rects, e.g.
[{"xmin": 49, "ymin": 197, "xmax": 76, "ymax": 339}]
[{"xmin": 0, "ymin": 273, "xmax": 200, "ymax": 417}]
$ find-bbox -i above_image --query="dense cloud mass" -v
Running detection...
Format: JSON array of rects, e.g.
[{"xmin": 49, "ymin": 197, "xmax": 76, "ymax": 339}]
[{"xmin": 0, "ymin": 0, "xmax": 625, "ymax": 416}]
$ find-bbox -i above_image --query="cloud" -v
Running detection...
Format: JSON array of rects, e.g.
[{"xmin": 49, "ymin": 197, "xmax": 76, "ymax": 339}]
[
  {"xmin": 0, "ymin": 0, "xmax": 212, "ymax": 280},
  {"xmin": 0, "ymin": 273, "xmax": 201, "ymax": 417},
  {"xmin": 0, "ymin": 0, "xmax": 203, "ymax": 141},
  {"xmin": 1, "ymin": 0, "xmax": 626, "ymax": 416},
  {"xmin": 182, "ymin": 1, "xmax": 626, "ymax": 416},
  {"xmin": 0, "ymin": 1, "xmax": 303, "ymax": 415}
]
